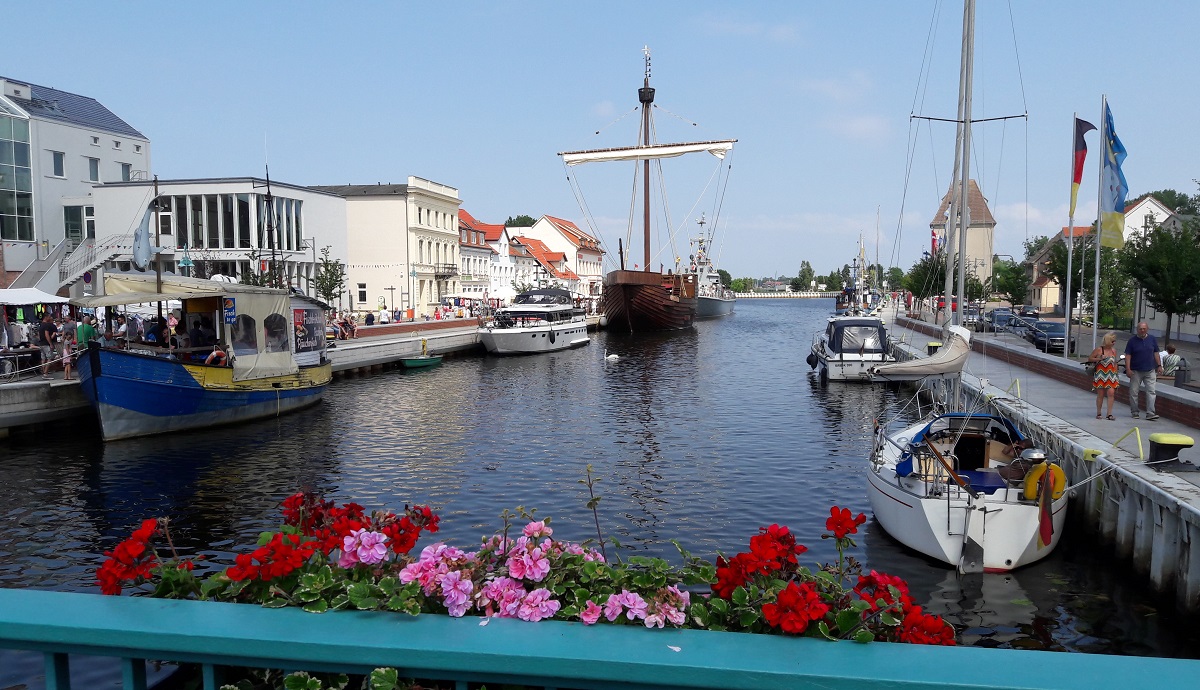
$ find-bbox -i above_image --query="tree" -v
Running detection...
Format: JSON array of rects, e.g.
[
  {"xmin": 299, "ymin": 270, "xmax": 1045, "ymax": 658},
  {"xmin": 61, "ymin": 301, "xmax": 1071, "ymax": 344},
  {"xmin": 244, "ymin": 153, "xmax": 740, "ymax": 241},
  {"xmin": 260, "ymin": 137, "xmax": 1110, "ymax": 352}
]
[
  {"xmin": 1041, "ymin": 230, "xmax": 1132, "ymax": 327},
  {"xmin": 902, "ymin": 252, "xmax": 946, "ymax": 298},
  {"xmin": 789, "ymin": 277, "xmax": 805, "ymax": 292},
  {"xmin": 239, "ymin": 249, "xmax": 271, "ymax": 287},
  {"xmin": 716, "ymin": 269, "xmax": 731, "ymax": 287},
  {"xmin": 313, "ymin": 246, "xmax": 348, "ymax": 306},
  {"xmin": 1119, "ymin": 218, "xmax": 1200, "ymax": 345},
  {"xmin": 1023, "ymin": 236, "xmax": 1050, "ymax": 261},
  {"xmin": 991, "ymin": 259, "xmax": 1028, "ymax": 308},
  {"xmin": 885, "ymin": 267, "xmax": 905, "ymax": 290},
  {"xmin": 823, "ymin": 271, "xmax": 844, "ymax": 291},
  {"xmin": 730, "ymin": 277, "xmax": 751, "ymax": 292},
  {"xmin": 505, "ymin": 215, "xmax": 536, "ymax": 227},
  {"xmin": 796, "ymin": 261, "xmax": 815, "ymax": 290}
]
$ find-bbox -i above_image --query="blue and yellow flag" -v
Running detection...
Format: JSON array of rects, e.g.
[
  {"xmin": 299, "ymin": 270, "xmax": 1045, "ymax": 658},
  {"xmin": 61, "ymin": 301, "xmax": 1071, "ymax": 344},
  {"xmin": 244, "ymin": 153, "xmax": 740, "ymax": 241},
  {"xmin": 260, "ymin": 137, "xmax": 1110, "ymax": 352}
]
[{"xmin": 1099, "ymin": 103, "xmax": 1128, "ymax": 248}]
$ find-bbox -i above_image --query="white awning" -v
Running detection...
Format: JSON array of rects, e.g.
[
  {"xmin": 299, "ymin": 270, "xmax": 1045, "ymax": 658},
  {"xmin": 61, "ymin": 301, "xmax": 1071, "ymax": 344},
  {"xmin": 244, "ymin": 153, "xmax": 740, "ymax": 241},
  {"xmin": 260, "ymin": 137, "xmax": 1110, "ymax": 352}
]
[
  {"xmin": 0, "ymin": 288, "xmax": 70, "ymax": 305},
  {"xmin": 560, "ymin": 140, "xmax": 735, "ymax": 166}
]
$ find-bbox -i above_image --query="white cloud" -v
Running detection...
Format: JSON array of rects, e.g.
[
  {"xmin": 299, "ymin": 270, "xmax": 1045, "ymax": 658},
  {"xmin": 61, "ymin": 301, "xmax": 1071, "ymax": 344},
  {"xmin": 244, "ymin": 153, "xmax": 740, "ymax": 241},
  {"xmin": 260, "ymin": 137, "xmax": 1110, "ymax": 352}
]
[
  {"xmin": 822, "ymin": 114, "xmax": 890, "ymax": 142},
  {"xmin": 591, "ymin": 100, "xmax": 616, "ymax": 120},
  {"xmin": 800, "ymin": 70, "xmax": 873, "ymax": 104}
]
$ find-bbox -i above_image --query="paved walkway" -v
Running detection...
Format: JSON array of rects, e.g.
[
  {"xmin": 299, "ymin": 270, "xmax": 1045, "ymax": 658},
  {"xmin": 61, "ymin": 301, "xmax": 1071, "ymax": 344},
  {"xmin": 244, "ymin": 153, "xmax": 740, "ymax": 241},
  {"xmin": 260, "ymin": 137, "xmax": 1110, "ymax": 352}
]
[{"xmin": 885, "ymin": 313, "xmax": 1200, "ymax": 481}]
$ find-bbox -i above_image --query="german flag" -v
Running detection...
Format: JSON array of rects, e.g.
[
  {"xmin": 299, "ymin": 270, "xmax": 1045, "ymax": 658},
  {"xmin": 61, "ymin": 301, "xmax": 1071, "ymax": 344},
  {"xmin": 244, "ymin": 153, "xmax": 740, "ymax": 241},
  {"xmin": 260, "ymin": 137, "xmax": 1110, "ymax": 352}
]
[
  {"xmin": 1037, "ymin": 465, "xmax": 1055, "ymax": 549},
  {"xmin": 1070, "ymin": 117, "xmax": 1096, "ymax": 218}
]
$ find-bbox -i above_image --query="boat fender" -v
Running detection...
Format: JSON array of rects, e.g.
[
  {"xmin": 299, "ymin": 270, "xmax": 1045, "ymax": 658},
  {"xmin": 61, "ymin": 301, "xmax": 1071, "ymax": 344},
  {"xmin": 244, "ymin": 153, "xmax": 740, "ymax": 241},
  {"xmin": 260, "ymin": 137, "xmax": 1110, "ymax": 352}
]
[
  {"xmin": 806, "ymin": 353, "xmax": 818, "ymax": 369},
  {"xmin": 549, "ymin": 328, "xmax": 556, "ymax": 344},
  {"xmin": 1023, "ymin": 462, "xmax": 1066, "ymax": 501}
]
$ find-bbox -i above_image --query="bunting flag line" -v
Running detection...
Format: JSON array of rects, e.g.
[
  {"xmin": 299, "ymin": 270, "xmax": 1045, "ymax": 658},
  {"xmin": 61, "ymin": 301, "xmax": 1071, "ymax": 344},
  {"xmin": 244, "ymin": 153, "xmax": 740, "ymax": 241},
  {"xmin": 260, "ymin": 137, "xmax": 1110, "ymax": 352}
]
[
  {"xmin": 1099, "ymin": 104, "xmax": 1128, "ymax": 248},
  {"xmin": 1071, "ymin": 117, "xmax": 1096, "ymax": 217}
]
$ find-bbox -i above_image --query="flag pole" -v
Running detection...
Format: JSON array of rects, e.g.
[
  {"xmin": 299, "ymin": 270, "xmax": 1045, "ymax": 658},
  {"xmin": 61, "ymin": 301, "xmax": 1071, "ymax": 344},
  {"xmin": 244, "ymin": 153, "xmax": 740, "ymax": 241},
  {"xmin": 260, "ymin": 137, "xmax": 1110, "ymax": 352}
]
[
  {"xmin": 1064, "ymin": 113, "xmax": 1076, "ymax": 360},
  {"xmin": 1091, "ymin": 95, "xmax": 1107, "ymax": 352}
]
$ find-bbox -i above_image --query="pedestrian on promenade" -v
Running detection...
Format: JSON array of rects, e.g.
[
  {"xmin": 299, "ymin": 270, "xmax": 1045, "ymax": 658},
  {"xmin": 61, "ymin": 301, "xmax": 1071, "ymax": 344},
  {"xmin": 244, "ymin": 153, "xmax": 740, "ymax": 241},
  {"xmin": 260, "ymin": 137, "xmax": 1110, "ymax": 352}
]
[
  {"xmin": 76, "ymin": 315, "xmax": 97, "ymax": 346},
  {"xmin": 1124, "ymin": 321, "xmax": 1162, "ymax": 420},
  {"xmin": 1089, "ymin": 331, "xmax": 1120, "ymax": 420},
  {"xmin": 1162, "ymin": 345, "xmax": 1181, "ymax": 378},
  {"xmin": 38, "ymin": 313, "xmax": 57, "ymax": 379}
]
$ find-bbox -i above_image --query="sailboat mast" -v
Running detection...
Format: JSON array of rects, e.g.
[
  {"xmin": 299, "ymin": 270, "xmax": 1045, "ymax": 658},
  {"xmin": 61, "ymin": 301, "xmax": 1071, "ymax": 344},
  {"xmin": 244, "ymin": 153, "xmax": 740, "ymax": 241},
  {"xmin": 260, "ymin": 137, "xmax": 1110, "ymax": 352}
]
[
  {"xmin": 153, "ymin": 175, "xmax": 163, "ymax": 320},
  {"xmin": 639, "ymin": 47, "xmax": 654, "ymax": 272},
  {"xmin": 956, "ymin": 0, "xmax": 976, "ymax": 327}
]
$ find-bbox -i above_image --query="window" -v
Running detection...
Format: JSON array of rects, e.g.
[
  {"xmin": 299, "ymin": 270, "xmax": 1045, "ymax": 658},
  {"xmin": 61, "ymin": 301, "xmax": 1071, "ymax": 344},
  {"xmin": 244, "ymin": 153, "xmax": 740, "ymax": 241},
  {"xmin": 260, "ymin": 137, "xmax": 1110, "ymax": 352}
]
[
  {"xmin": 87, "ymin": 157, "xmax": 99, "ymax": 182},
  {"xmin": 206, "ymin": 194, "xmax": 219, "ymax": 248},
  {"xmin": 51, "ymin": 151, "xmax": 65, "ymax": 177},
  {"xmin": 91, "ymin": 136, "xmax": 99, "ymax": 146},
  {"xmin": 358, "ymin": 283, "xmax": 367, "ymax": 303},
  {"xmin": 113, "ymin": 140, "xmax": 121, "ymax": 150},
  {"xmin": 134, "ymin": 144, "xmax": 141, "ymax": 153},
  {"xmin": 120, "ymin": 163, "xmax": 131, "ymax": 181},
  {"xmin": 85, "ymin": 205, "xmax": 95, "ymax": 238}
]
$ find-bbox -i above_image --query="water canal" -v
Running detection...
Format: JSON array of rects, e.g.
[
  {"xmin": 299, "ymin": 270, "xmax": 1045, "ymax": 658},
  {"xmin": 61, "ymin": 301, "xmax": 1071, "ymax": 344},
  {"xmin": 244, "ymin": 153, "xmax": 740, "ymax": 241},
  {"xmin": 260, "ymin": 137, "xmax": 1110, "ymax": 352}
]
[{"xmin": 1, "ymin": 298, "xmax": 1197, "ymax": 685}]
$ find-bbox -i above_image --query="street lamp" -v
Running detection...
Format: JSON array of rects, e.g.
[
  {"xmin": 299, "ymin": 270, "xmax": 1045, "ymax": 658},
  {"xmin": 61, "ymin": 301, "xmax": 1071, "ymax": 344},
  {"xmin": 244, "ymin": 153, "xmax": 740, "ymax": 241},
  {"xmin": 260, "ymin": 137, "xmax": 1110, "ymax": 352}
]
[
  {"xmin": 301, "ymin": 239, "xmax": 317, "ymax": 297},
  {"xmin": 386, "ymin": 286, "xmax": 396, "ymax": 315}
]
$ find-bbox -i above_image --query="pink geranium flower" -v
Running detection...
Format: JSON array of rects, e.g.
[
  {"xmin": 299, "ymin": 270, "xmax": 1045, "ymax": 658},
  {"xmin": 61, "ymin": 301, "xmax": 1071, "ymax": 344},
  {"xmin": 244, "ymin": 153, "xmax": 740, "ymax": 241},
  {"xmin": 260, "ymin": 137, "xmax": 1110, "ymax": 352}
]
[
  {"xmin": 523, "ymin": 520, "xmax": 553, "ymax": 539},
  {"xmin": 517, "ymin": 588, "xmax": 560, "ymax": 622},
  {"xmin": 580, "ymin": 600, "xmax": 602, "ymax": 625},
  {"xmin": 439, "ymin": 570, "xmax": 475, "ymax": 617}
]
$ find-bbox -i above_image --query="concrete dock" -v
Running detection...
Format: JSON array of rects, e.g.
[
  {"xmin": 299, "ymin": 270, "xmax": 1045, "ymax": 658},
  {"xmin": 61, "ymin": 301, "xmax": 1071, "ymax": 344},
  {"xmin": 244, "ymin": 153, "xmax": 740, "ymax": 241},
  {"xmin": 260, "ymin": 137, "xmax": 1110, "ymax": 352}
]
[{"xmin": 887, "ymin": 313, "xmax": 1200, "ymax": 611}]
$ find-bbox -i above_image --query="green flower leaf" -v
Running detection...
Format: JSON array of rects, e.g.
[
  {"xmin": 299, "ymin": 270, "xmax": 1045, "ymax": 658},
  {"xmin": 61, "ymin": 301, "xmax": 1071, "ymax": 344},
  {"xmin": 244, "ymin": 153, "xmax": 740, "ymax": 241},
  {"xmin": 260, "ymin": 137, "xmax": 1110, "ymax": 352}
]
[
  {"xmin": 303, "ymin": 599, "xmax": 329, "ymax": 614},
  {"xmin": 880, "ymin": 611, "xmax": 901, "ymax": 627},
  {"xmin": 849, "ymin": 599, "xmax": 872, "ymax": 612},
  {"xmin": 817, "ymin": 620, "xmax": 837, "ymax": 640},
  {"xmin": 262, "ymin": 598, "xmax": 289, "ymax": 609},
  {"xmin": 283, "ymin": 672, "xmax": 322, "ymax": 690},
  {"xmin": 709, "ymin": 598, "xmax": 729, "ymax": 615},
  {"xmin": 739, "ymin": 610, "xmax": 760, "ymax": 628},
  {"xmin": 835, "ymin": 610, "xmax": 860, "ymax": 634},
  {"xmin": 369, "ymin": 667, "xmax": 400, "ymax": 690},
  {"xmin": 853, "ymin": 629, "xmax": 876, "ymax": 643},
  {"xmin": 690, "ymin": 603, "xmax": 710, "ymax": 628},
  {"xmin": 731, "ymin": 587, "xmax": 749, "ymax": 607}
]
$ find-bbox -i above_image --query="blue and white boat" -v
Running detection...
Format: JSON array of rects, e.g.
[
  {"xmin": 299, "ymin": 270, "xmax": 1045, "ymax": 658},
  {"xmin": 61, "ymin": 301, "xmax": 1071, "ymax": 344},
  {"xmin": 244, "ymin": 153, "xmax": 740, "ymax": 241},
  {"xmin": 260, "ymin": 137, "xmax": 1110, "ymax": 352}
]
[{"xmin": 75, "ymin": 274, "xmax": 332, "ymax": 441}]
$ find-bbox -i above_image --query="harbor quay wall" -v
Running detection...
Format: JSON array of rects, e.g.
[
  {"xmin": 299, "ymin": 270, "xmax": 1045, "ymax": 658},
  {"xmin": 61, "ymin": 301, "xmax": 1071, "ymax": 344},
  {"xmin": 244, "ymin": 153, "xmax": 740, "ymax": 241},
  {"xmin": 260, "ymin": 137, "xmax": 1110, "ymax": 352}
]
[
  {"xmin": 890, "ymin": 327, "xmax": 1200, "ymax": 612},
  {"xmin": 0, "ymin": 379, "xmax": 89, "ymax": 437}
]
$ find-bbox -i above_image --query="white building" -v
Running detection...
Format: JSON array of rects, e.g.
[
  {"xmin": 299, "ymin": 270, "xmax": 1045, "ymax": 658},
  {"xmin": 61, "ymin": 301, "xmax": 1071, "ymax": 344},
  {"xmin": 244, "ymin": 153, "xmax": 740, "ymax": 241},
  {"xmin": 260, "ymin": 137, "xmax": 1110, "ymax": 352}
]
[
  {"xmin": 70, "ymin": 178, "xmax": 346, "ymax": 300},
  {"xmin": 457, "ymin": 210, "xmax": 495, "ymax": 301},
  {"xmin": 1, "ymin": 76, "xmax": 151, "ymax": 290},
  {"xmin": 518, "ymin": 215, "xmax": 603, "ymax": 298},
  {"xmin": 311, "ymin": 178, "xmax": 461, "ymax": 318},
  {"xmin": 482, "ymin": 223, "xmax": 519, "ymax": 305}
]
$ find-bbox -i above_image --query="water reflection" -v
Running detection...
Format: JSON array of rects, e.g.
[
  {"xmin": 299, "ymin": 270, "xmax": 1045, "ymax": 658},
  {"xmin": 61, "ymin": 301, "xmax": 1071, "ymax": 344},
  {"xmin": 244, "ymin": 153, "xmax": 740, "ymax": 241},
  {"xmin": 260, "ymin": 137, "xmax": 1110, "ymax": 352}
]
[{"xmin": 0, "ymin": 298, "xmax": 1198, "ymax": 664}]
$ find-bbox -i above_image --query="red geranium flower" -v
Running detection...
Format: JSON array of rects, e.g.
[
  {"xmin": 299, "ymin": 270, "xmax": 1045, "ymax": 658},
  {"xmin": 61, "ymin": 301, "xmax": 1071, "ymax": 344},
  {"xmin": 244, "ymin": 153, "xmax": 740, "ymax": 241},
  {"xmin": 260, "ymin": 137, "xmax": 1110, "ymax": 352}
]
[
  {"xmin": 713, "ymin": 553, "xmax": 754, "ymax": 599},
  {"xmin": 854, "ymin": 570, "xmax": 913, "ymax": 614},
  {"xmin": 825, "ymin": 507, "xmax": 867, "ymax": 540},
  {"xmin": 96, "ymin": 519, "xmax": 161, "ymax": 595},
  {"xmin": 762, "ymin": 581, "xmax": 830, "ymax": 634},
  {"xmin": 748, "ymin": 524, "xmax": 807, "ymax": 573},
  {"xmin": 897, "ymin": 606, "xmax": 956, "ymax": 645}
]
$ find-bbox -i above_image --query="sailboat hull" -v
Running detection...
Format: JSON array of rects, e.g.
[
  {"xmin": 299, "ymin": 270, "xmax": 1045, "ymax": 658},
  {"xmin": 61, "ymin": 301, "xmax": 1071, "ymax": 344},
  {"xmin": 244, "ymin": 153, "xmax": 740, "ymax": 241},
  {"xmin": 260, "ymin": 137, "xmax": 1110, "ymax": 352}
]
[{"xmin": 602, "ymin": 270, "xmax": 697, "ymax": 332}]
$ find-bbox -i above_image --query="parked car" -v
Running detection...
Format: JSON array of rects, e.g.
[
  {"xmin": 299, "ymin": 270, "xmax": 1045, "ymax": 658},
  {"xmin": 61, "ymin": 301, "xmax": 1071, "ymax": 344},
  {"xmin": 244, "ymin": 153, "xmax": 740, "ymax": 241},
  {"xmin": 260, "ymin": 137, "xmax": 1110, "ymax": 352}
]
[
  {"xmin": 1007, "ymin": 315, "xmax": 1036, "ymax": 339},
  {"xmin": 1018, "ymin": 305, "xmax": 1040, "ymax": 318},
  {"xmin": 964, "ymin": 306, "xmax": 981, "ymax": 327},
  {"xmin": 1028, "ymin": 321, "xmax": 1075, "ymax": 353},
  {"xmin": 978, "ymin": 308, "xmax": 1013, "ymax": 332}
]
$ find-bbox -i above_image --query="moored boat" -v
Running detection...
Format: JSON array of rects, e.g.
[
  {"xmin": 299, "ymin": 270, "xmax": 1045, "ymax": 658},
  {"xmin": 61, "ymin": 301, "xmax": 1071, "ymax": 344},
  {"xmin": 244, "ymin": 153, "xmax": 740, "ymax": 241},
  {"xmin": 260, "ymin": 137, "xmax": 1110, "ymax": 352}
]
[
  {"xmin": 690, "ymin": 216, "xmax": 735, "ymax": 319},
  {"xmin": 75, "ymin": 274, "xmax": 332, "ymax": 441},
  {"xmin": 807, "ymin": 315, "xmax": 894, "ymax": 384},
  {"xmin": 479, "ymin": 288, "xmax": 589, "ymax": 355},
  {"xmin": 400, "ymin": 338, "xmax": 443, "ymax": 368}
]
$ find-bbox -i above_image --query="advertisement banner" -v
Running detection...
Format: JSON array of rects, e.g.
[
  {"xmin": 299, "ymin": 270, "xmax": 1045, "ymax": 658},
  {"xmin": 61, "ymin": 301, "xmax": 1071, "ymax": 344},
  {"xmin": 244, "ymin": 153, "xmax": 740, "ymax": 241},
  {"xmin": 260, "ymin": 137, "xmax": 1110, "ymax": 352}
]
[
  {"xmin": 223, "ymin": 297, "xmax": 237, "ymax": 325},
  {"xmin": 293, "ymin": 308, "xmax": 324, "ymax": 353}
]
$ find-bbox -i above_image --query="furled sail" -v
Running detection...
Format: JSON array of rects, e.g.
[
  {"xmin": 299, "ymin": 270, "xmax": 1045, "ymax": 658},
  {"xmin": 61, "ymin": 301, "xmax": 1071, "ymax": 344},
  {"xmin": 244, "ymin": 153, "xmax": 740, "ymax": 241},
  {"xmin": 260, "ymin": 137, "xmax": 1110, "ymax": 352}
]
[
  {"xmin": 867, "ymin": 325, "xmax": 972, "ymax": 381},
  {"xmin": 560, "ymin": 140, "xmax": 735, "ymax": 166}
]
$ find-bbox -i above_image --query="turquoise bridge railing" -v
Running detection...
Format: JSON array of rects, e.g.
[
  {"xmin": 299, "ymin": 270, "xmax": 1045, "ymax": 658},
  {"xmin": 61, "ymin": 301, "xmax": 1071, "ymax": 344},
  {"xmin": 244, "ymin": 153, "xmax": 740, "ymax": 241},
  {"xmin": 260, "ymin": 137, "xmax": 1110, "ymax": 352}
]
[{"xmin": 3, "ymin": 588, "xmax": 1200, "ymax": 690}]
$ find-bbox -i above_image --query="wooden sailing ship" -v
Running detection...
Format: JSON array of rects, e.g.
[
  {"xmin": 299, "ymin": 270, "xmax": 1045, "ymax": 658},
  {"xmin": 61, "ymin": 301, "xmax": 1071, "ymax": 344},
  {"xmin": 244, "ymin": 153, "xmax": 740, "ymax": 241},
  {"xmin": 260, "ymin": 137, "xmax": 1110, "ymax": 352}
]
[{"xmin": 560, "ymin": 48, "xmax": 734, "ymax": 333}]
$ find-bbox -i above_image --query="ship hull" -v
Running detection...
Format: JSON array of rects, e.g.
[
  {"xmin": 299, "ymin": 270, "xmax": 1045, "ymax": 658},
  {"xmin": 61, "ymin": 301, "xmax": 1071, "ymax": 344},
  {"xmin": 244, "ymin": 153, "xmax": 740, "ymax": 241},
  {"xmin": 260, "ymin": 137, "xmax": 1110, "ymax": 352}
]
[
  {"xmin": 602, "ymin": 270, "xmax": 697, "ymax": 332},
  {"xmin": 78, "ymin": 345, "xmax": 331, "ymax": 441},
  {"xmin": 696, "ymin": 295, "xmax": 735, "ymax": 319}
]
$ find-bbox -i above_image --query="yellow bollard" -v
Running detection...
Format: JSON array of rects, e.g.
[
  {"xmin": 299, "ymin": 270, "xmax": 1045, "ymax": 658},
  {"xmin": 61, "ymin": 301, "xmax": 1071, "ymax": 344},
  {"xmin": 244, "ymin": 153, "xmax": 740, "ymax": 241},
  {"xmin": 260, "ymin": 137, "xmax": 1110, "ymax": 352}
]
[{"xmin": 1083, "ymin": 449, "xmax": 1103, "ymax": 463}]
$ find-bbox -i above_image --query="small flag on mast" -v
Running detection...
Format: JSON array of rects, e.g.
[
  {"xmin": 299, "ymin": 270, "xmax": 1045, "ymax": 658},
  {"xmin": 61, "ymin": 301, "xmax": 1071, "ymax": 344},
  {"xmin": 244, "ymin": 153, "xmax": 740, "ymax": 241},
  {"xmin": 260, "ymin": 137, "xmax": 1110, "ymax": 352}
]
[
  {"xmin": 1071, "ymin": 118, "xmax": 1096, "ymax": 217},
  {"xmin": 1099, "ymin": 104, "xmax": 1128, "ymax": 248}
]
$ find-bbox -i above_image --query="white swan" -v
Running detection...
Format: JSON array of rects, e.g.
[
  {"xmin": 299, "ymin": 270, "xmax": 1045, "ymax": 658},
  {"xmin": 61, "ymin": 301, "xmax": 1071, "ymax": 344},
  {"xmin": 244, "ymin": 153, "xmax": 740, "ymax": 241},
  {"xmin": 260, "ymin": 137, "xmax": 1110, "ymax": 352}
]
[{"xmin": 604, "ymin": 349, "xmax": 619, "ymax": 361}]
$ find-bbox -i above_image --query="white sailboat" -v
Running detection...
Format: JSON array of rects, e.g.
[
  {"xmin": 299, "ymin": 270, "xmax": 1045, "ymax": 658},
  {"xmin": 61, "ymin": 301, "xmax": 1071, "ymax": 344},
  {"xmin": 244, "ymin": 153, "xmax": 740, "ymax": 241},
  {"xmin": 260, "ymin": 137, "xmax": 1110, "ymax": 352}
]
[{"xmin": 864, "ymin": 0, "xmax": 1068, "ymax": 573}]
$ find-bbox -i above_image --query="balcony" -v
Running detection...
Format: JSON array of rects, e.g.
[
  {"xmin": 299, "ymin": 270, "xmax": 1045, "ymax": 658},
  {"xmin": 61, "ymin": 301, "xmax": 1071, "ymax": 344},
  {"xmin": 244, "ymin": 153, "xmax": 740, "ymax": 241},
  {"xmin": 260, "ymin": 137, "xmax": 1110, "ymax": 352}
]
[{"xmin": 433, "ymin": 263, "xmax": 458, "ymax": 279}]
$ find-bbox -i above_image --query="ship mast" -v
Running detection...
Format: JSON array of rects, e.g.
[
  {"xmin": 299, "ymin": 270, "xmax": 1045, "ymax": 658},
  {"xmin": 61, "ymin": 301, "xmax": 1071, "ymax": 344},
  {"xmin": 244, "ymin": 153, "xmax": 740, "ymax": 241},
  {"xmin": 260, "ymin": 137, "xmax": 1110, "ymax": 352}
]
[{"xmin": 639, "ymin": 46, "xmax": 654, "ymax": 272}]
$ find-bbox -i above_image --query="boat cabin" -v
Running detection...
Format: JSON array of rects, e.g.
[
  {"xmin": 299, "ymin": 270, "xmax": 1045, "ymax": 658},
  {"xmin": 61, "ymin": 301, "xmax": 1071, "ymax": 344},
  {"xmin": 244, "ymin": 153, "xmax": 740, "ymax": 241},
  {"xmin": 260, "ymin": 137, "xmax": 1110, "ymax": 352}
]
[
  {"xmin": 897, "ymin": 413, "xmax": 1031, "ymax": 491},
  {"xmin": 493, "ymin": 288, "xmax": 583, "ymax": 329},
  {"xmin": 824, "ymin": 317, "xmax": 888, "ymax": 355}
]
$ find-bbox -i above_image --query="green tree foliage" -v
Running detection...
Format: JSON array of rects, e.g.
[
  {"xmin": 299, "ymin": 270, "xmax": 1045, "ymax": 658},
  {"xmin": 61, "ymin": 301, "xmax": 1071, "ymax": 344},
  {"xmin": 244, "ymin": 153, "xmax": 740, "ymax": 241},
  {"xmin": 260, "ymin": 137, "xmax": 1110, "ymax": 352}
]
[
  {"xmin": 885, "ymin": 267, "xmax": 905, "ymax": 290},
  {"xmin": 902, "ymin": 252, "xmax": 946, "ymax": 298},
  {"xmin": 796, "ymin": 260, "xmax": 815, "ymax": 289},
  {"xmin": 789, "ymin": 277, "xmax": 806, "ymax": 292},
  {"xmin": 239, "ymin": 249, "xmax": 271, "ymax": 287},
  {"xmin": 729, "ymin": 277, "xmax": 751, "ymax": 292},
  {"xmin": 1041, "ymin": 231, "xmax": 1131, "ymax": 326},
  {"xmin": 964, "ymin": 274, "xmax": 987, "ymax": 303},
  {"xmin": 1119, "ymin": 218, "xmax": 1200, "ymax": 345},
  {"xmin": 823, "ymin": 271, "xmax": 844, "ymax": 291},
  {"xmin": 991, "ymin": 259, "xmax": 1028, "ymax": 308},
  {"xmin": 505, "ymin": 215, "xmax": 536, "ymax": 227},
  {"xmin": 313, "ymin": 246, "xmax": 348, "ymax": 306},
  {"xmin": 716, "ymin": 268, "xmax": 732, "ymax": 287},
  {"xmin": 1023, "ymin": 236, "xmax": 1050, "ymax": 261}
]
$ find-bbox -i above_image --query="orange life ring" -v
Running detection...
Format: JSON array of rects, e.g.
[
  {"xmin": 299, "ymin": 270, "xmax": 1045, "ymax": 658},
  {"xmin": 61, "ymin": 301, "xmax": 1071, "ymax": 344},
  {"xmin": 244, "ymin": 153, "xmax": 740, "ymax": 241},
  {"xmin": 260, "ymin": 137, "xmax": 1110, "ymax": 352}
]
[{"xmin": 1023, "ymin": 462, "xmax": 1066, "ymax": 500}]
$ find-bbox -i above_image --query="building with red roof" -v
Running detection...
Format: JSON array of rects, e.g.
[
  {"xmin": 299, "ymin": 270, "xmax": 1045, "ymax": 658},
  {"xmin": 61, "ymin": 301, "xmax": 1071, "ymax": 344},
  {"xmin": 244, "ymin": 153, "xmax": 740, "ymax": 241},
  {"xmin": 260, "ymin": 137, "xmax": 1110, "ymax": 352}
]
[{"xmin": 518, "ymin": 215, "xmax": 604, "ymax": 297}]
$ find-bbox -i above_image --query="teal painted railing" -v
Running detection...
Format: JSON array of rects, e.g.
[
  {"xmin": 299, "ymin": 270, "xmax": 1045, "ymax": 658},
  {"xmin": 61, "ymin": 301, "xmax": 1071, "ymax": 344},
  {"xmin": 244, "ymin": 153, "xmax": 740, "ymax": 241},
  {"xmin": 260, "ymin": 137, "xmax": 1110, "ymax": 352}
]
[{"xmin": 3, "ymin": 588, "xmax": 1200, "ymax": 690}]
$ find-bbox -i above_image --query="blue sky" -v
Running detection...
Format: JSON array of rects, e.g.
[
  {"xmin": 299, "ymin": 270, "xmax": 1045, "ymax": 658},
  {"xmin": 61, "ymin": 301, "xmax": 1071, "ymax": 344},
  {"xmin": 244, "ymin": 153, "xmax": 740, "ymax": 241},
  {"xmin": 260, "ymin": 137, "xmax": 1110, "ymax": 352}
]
[{"xmin": 6, "ymin": 1, "xmax": 1198, "ymax": 279}]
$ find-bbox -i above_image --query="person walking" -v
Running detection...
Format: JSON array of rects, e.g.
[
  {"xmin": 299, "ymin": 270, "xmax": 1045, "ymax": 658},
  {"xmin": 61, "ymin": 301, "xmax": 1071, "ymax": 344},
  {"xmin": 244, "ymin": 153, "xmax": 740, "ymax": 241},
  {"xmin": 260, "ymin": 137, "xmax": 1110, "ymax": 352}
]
[
  {"xmin": 38, "ymin": 313, "xmax": 57, "ymax": 379},
  {"xmin": 1124, "ymin": 321, "xmax": 1162, "ymax": 420},
  {"xmin": 1089, "ymin": 331, "xmax": 1120, "ymax": 420}
]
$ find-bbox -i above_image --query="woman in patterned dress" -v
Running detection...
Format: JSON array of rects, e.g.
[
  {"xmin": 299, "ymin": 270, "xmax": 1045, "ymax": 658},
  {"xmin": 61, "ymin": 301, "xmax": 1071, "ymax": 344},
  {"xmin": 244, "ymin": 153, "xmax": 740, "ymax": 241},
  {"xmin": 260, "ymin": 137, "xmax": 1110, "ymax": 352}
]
[{"xmin": 1089, "ymin": 331, "xmax": 1120, "ymax": 420}]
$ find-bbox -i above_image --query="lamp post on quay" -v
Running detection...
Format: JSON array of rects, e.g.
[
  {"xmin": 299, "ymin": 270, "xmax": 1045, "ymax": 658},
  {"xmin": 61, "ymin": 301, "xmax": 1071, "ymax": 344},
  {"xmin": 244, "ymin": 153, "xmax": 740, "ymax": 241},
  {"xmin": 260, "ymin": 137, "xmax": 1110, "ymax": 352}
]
[{"xmin": 386, "ymin": 286, "xmax": 396, "ymax": 316}]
